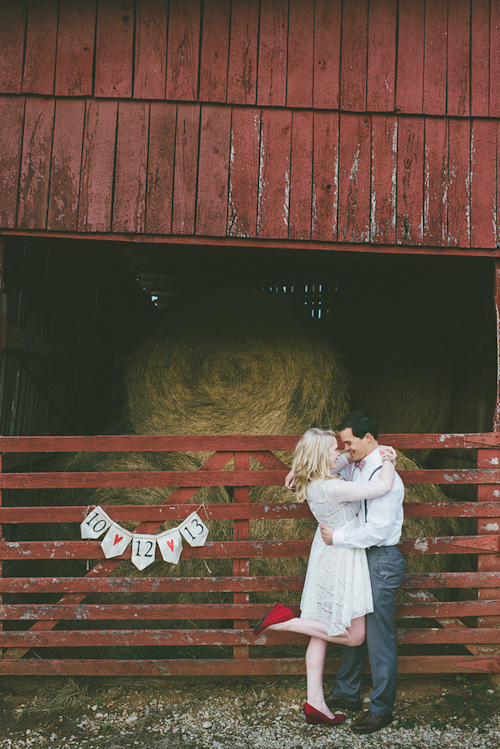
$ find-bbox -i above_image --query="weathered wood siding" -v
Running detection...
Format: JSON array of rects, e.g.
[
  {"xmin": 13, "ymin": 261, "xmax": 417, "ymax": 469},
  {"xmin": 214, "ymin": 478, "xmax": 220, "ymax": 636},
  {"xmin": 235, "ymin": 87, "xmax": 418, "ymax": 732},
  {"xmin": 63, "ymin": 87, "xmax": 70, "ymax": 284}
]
[
  {"xmin": 0, "ymin": 0, "xmax": 498, "ymax": 249},
  {"xmin": 1, "ymin": 99, "xmax": 498, "ymax": 247},
  {"xmin": 0, "ymin": 0, "xmax": 492, "ymax": 117}
]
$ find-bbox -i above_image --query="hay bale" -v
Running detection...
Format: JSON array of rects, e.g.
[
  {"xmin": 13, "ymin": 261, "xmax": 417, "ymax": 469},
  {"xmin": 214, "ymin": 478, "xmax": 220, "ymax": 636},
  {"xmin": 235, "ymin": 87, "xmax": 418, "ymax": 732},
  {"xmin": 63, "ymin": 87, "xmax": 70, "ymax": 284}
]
[{"xmin": 124, "ymin": 289, "xmax": 351, "ymax": 438}]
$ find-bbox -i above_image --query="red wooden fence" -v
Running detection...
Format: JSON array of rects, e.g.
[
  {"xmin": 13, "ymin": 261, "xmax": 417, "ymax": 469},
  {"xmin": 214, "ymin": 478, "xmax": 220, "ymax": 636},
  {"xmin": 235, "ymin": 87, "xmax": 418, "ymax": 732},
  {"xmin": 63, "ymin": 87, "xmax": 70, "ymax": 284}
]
[{"xmin": 0, "ymin": 433, "xmax": 499, "ymax": 676}]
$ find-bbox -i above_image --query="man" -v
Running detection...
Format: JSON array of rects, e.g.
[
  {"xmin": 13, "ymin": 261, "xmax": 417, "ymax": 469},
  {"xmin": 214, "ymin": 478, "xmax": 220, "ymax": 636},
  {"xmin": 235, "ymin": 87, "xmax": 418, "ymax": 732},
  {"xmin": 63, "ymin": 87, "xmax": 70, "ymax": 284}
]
[{"xmin": 320, "ymin": 410, "xmax": 405, "ymax": 734}]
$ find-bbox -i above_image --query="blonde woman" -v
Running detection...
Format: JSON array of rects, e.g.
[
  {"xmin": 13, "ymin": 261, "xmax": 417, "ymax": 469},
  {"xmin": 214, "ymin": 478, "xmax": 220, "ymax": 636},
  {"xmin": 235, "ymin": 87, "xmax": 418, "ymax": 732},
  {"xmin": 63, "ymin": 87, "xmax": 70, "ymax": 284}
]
[{"xmin": 253, "ymin": 428, "xmax": 396, "ymax": 727}]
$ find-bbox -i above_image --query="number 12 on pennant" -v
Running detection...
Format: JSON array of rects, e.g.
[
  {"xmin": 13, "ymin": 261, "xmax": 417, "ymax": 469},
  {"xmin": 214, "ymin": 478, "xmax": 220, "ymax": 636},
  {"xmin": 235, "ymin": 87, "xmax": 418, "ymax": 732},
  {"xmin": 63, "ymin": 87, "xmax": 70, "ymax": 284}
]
[{"xmin": 131, "ymin": 534, "xmax": 157, "ymax": 570}]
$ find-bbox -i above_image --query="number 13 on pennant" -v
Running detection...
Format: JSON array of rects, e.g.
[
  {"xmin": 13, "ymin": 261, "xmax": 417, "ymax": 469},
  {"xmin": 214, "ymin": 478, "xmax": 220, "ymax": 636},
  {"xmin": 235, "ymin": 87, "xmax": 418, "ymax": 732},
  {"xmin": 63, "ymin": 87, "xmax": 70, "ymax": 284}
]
[{"xmin": 179, "ymin": 511, "xmax": 209, "ymax": 547}]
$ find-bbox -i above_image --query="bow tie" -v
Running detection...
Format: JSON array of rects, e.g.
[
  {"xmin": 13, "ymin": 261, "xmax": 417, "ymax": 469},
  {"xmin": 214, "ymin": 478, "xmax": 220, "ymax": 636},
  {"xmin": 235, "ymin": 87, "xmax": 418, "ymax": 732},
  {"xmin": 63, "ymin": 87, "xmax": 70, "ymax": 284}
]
[{"xmin": 355, "ymin": 460, "xmax": 366, "ymax": 471}]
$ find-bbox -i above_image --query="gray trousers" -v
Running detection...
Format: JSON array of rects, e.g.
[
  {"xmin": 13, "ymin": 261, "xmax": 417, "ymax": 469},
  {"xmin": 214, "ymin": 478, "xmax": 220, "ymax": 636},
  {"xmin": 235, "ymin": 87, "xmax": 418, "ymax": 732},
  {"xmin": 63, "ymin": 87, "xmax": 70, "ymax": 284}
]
[{"xmin": 333, "ymin": 545, "xmax": 405, "ymax": 716}]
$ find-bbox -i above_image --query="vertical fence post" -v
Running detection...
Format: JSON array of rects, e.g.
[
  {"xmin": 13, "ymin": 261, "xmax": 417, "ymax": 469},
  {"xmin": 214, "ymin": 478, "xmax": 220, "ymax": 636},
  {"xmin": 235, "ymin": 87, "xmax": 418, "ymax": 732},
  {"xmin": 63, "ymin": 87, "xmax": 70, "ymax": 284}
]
[
  {"xmin": 233, "ymin": 451, "xmax": 250, "ymax": 660},
  {"xmin": 0, "ymin": 240, "xmax": 5, "ymax": 657},
  {"xmin": 477, "ymin": 260, "xmax": 500, "ymax": 683}
]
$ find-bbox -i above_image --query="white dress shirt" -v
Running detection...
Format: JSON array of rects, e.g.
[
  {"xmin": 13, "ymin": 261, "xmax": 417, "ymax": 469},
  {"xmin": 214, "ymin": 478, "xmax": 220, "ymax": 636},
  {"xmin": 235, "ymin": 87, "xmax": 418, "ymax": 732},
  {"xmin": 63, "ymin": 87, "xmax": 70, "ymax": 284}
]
[{"xmin": 329, "ymin": 446, "xmax": 404, "ymax": 549}]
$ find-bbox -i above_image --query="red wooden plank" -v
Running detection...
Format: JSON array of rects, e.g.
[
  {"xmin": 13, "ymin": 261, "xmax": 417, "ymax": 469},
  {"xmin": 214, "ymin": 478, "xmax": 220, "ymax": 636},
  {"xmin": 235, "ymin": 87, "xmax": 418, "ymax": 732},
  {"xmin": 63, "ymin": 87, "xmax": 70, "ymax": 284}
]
[
  {"xmin": 47, "ymin": 99, "xmax": 86, "ymax": 232},
  {"xmin": 5, "ymin": 627, "xmax": 499, "ymax": 649},
  {"xmin": 313, "ymin": 0, "xmax": 341, "ymax": 109},
  {"xmin": 0, "ymin": 655, "xmax": 488, "ymax": 676},
  {"xmin": 447, "ymin": 118, "xmax": 471, "ymax": 248},
  {"xmin": 257, "ymin": 108, "xmax": 292, "ymax": 239},
  {"xmin": 0, "ymin": 629, "xmax": 308, "ymax": 648},
  {"xmin": 286, "ymin": 0, "xmax": 314, "ymax": 108},
  {"xmin": 289, "ymin": 111, "xmax": 313, "ymax": 240},
  {"xmin": 338, "ymin": 113, "xmax": 371, "ymax": 242},
  {"xmin": 0, "ymin": 1, "xmax": 27, "ymax": 93},
  {"xmin": 77, "ymin": 99, "xmax": 118, "ymax": 232},
  {"xmin": 366, "ymin": 0, "xmax": 397, "ymax": 112},
  {"xmin": 3, "ymin": 570, "xmax": 498, "ymax": 594},
  {"xmin": 21, "ymin": 0, "xmax": 58, "ymax": 95},
  {"xmin": 447, "ymin": 0, "xmax": 470, "ymax": 116},
  {"xmin": 370, "ymin": 115, "xmax": 397, "ymax": 243},
  {"xmin": 1, "ymin": 597, "xmax": 499, "ymax": 620},
  {"xmin": 396, "ymin": 0, "xmax": 424, "ymax": 113},
  {"xmin": 0, "ymin": 97, "xmax": 25, "ymax": 228},
  {"xmin": 199, "ymin": 0, "xmax": 230, "ymax": 102},
  {"xmin": 470, "ymin": 119, "xmax": 497, "ymax": 249},
  {"xmin": 340, "ymin": 0, "xmax": 368, "ymax": 111},
  {"xmin": 0, "ymin": 432, "xmax": 491, "ymax": 452},
  {"xmin": 95, "ymin": 0, "xmax": 134, "ymax": 98},
  {"xmin": 257, "ymin": 0, "xmax": 288, "ymax": 107},
  {"xmin": 145, "ymin": 102, "xmax": 177, "ymax": 234},
  {"xmin": 471, "ymin": 0, "xmax": 490, "ymax": 116},
  {"xmin": 396, "ymin": 117, "xmax": 424, "ymax": 244},
  {"xmin": 55, "ymin": 0, "xmax": 96, "ymax": 97},
  {"xmin": 228, "ymin": 107, "xmax": 260, "ymax": 237},
  {"xmin": 227, "ymin": 0, "xmax": 259, "ymax": 104},
  {"xmin": 423, "ymin": 117, "xmax": 448, "ymax": 246},
  {"xmin": 0, "ymin": 469, "xmax": 287, "ymax": 489},
  {"xmin": 4, "ymin": 466, "xmax": 498, "ymax": 489},
  {"xmin": 112, "ymin": 101, "xmax": 149, "ymax": 233},
  {"xmin": 1, "ymin": 534, "xmax": 496, "ymax": 562},
  {"xmin": 134, "ymin": 0, "xmax": 168, "ymax": 100},
  {"xmin": 17, "ymin": 97, "xmax": 55, "ymax": 230},
  {"xmin": 491, "ymin": 0, "xmax": 500, "ymax": 116},
  {"xmin": 166, "ymin": 0, "xmax": 201, "ymax": 101},
  {"xmin": 171, "ymin": 103, "xmax": 200, "ymax": 234},
  {"xmin": 196, "ymin": 105, "xmax": 232, "ymax": 236},
  {"xmin": 311, "ymin": 111, "xmax": 339, "ymax": 241},
  {"xmin": 423, "ymin": 0, "xmax": 448, "ymax": 115}
]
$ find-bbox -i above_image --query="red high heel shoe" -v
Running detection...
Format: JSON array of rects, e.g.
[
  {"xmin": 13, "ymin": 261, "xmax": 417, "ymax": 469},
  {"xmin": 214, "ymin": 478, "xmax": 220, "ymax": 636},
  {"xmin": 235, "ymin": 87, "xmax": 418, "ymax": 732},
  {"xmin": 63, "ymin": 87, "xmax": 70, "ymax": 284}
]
[
  {"xmin": 303, "ymin": 702, "xmax": 346, "ymax": 726},
  {"xmin": 253, "ymin": 603, "xmax": 295, "ymax": 635}
]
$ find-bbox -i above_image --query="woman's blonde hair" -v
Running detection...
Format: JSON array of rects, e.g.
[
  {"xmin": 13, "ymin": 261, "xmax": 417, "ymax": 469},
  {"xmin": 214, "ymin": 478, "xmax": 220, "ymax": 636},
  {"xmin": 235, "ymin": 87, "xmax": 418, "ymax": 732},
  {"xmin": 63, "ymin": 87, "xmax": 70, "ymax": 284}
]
[{"xmin": 292, "ymin": 428, "xmax": 337, "ymax": 502}]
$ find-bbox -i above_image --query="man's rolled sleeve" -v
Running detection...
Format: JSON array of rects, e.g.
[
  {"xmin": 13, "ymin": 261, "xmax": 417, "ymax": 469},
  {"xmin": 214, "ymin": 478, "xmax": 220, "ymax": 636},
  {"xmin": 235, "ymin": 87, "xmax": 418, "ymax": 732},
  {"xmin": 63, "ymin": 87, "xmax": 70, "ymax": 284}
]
[{"xmin": 330, "ymin": 529, "xmax": 347, "ymax": 546}]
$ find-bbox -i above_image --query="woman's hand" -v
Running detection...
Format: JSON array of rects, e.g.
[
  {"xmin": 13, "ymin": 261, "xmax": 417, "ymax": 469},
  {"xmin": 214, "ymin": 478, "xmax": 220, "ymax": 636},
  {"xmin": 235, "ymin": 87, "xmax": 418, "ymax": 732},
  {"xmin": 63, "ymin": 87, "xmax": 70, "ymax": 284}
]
[
  {"xmin": 285, "ymin": 469, "xmax": 295, "ymax": 489},
  {"xmin": 379, "ymin": 445, "xmax": 397, "ymax": 462}
]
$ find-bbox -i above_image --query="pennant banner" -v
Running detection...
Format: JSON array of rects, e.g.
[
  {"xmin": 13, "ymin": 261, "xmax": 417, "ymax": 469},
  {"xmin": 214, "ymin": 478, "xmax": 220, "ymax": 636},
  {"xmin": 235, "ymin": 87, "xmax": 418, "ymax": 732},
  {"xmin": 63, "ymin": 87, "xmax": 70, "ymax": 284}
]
[{"xmin": 80, "ymin": 506, "xmax": 208, "ymax": 565}]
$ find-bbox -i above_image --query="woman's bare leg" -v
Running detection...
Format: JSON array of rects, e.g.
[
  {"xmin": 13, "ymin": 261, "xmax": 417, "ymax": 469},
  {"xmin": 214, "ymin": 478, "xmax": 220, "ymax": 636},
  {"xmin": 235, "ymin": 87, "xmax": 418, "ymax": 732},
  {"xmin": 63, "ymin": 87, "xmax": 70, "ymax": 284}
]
[
  {"xmin": 268, "ymin": 615, "xmax": 365, "ymax": 647},
  {"xmin": 305, "ymin": 637, "xmax": 336, "ymax": 718}
]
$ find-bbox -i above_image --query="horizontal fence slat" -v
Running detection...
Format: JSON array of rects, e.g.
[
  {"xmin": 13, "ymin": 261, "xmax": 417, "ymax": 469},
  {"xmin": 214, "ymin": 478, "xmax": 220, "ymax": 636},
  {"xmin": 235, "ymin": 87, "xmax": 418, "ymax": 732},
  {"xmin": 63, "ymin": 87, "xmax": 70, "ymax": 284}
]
[
  {"xmin": 0, "ymin": 432, "xmax": 495, "ymax": 452},
  {"xmin": 0, "ymin": 570, "xmax": 497, "ymax": 595},
  {"xmin": 2, "ymin": 468, "xmax": 500, "ymax": 489},
  {"xmin": 0, "ymin": 535, "xmax": 496, "ymax": 561},
  {"xmin": 1, "ymin": 599, "xmax": 499, "ymax": 620},
  {"xmin": 2, "ymin": 500, "xmax": 500, "ymax": 524},
  {"xmin": 0, "ymin": 575, "xmax": 305, "ymax": 594},
  {"xmin": 0, "ymin": 627, "xmax": 496, "ymax": 648},
  {"xmin": 0, "ymin": 655, "xmax": 489, "ymax": 676}
]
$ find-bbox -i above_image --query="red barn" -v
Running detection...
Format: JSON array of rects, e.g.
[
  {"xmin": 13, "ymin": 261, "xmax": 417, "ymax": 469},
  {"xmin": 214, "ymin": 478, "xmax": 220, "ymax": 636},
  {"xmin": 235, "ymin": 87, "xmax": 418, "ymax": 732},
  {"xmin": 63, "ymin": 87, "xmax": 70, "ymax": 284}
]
[{"xmin": 0, "ymin": 0, "xmax": 500, "ymax": 680}]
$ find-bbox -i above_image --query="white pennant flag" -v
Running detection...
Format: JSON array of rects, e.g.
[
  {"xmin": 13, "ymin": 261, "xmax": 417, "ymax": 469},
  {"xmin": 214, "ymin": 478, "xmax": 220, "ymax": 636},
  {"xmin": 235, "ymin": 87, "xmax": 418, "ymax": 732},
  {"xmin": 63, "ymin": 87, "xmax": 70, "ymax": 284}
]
[
  {"xmin": 101, "ymin": 523, "xmax": 133, "ymax": 559},
  {"xmin": 179, "ymin": 511, "xmax": 209, "ymax": 547},
  {"xmin": 157, "ymin": 528, "xmax": 183, "ymax": 564},
  {"xmin": 131, "ymin": 534, "xmax": 157, "ymax": 570},
  {"xmin": 81, "ymin": 507, "xmax": 113, "ymax": 539}
]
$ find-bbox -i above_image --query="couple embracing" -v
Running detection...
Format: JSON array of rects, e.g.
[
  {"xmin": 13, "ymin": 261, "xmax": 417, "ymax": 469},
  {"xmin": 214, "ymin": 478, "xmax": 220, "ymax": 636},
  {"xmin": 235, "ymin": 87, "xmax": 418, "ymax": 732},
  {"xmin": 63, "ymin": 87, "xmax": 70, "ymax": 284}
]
[{"xmin": 253, "ymin": 410, "xmax": 405, "ymax": 735}]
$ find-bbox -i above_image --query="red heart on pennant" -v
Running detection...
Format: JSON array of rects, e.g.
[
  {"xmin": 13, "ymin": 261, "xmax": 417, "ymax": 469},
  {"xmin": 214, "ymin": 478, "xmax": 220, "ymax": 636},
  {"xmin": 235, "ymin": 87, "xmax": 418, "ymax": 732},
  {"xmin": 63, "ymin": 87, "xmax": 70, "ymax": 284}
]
[
  {"xmin": 113, "ymin": 534, "xmax": 123, "ymax": 546},
  {"xmin": 167, "ymin": 539, "xmax": 175, "ymax": 552}
]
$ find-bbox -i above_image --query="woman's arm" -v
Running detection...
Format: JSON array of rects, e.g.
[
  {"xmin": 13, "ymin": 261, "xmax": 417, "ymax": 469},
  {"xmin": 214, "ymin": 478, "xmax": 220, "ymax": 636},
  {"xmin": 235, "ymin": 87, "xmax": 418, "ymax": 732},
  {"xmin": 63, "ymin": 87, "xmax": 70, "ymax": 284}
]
[{"xmin": 324, "ymin": 461, "xmax": 395, "ymax": 503}]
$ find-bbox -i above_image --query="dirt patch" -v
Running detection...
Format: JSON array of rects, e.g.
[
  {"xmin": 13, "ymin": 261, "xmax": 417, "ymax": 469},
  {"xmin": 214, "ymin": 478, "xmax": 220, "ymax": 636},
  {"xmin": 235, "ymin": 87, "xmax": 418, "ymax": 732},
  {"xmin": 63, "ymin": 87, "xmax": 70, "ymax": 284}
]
[{"xmin": 0, "ymin": 674, "xmax": 498, "ymax": 748}]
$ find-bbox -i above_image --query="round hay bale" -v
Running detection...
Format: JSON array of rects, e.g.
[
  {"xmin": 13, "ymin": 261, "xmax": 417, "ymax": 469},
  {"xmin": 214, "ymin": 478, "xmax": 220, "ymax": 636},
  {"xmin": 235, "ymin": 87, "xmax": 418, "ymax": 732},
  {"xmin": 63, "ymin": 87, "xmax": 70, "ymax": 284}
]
[{"xmin": 124, "ymin": 289, "xmax": 351, "ymax": 438}]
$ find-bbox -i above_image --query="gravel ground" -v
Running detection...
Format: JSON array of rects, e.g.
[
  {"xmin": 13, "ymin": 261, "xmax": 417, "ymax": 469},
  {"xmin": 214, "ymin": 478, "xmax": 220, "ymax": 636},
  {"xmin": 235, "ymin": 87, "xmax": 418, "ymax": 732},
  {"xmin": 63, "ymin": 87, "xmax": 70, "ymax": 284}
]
[{"xmin": 1, "ymin": 676, "xmax": 499, "ymax": 749}]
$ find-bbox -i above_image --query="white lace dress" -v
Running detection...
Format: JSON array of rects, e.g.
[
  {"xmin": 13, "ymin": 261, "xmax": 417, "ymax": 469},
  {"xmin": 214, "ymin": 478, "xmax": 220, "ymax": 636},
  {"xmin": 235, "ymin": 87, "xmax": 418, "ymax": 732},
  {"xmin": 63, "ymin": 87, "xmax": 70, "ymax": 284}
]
[{"xmin": 300, "ymin": 474, "xmax": 389, "ymax": 636}]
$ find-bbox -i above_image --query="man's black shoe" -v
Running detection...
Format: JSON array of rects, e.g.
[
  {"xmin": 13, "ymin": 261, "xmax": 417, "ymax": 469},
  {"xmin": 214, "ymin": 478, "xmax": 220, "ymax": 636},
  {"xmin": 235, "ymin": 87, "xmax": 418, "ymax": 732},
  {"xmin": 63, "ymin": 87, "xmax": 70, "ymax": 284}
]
[
  {"xmin": 351, "ymin": 710, "xmax": 393, "ymax": 734},
  {"xmin": 324, "ymin": 692, "xmax": 362, "ymax": 711}
]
